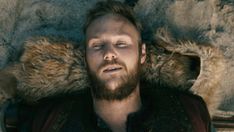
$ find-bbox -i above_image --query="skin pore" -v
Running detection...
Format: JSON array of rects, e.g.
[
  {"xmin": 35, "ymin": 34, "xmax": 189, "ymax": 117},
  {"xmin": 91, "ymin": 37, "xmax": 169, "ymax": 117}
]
[{"xmin": 85, "ymin": 14, "xmax": 146, "ymax": 132}]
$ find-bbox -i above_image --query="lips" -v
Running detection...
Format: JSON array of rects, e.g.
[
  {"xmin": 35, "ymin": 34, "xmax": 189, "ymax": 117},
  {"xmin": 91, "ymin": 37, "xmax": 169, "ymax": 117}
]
[{"xmin": 103, "ymin": 65, "xmax": 123, "ymax": 73}]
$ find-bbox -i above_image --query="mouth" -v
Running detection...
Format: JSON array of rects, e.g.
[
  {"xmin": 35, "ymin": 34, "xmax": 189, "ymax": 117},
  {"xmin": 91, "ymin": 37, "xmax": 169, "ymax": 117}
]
[{"xmin": 103, "ymin": 65, "xmax": 123, "ymax": 73}]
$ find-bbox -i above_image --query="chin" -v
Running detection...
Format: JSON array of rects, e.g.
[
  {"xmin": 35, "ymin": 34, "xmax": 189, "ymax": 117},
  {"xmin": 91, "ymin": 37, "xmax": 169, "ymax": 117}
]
[{"xmin": 104, "ymin": 79, "xmax": 122, "ymax": 91}]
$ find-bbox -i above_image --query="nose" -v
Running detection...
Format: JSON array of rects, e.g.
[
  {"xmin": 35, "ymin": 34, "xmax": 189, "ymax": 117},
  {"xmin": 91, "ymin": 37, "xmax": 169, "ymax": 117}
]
[{"xmin": 103, "ymin": 45, "xmax": 117, "ymax": 61}]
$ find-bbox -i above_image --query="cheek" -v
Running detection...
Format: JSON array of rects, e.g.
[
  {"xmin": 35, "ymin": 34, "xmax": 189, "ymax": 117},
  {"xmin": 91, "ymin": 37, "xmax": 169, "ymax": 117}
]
[
  {"xmin": 119, "ymin": 49, "xmax": 139, "ymax": 70},
  {"xmin": 86, "ymin": 51, "xmax": 102, "ymax": 72}
]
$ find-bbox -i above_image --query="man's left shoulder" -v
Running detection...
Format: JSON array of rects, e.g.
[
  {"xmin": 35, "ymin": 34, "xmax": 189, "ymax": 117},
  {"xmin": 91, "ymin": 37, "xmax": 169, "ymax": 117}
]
[
  {"xmin": 176, "ymin": 90, "xmax": 212, "ymax": 132},
  {"xmin": 175, "ymin": 90, "xmax": 208, "ymax": 109}
]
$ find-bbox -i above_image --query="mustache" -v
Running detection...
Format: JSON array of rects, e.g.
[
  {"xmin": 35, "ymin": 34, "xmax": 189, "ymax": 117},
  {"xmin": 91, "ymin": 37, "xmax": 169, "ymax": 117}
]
[{"xmin": 98, "ymin": 59, "xmax": 126, "ymax": 72}]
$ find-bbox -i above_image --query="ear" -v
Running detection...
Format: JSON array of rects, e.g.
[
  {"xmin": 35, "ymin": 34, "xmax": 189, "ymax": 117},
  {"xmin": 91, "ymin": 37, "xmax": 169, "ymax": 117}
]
[{"xmin": 140, "ymin": 43, "xmax": 146, "ymax": 64}]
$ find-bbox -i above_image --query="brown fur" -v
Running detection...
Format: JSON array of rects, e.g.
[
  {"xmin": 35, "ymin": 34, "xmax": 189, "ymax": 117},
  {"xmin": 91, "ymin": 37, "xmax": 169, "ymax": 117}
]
[
  {"xmin": 146, "ymin": 28, "xmax": 225, "ymax": 116},
  {"xmin": 142, "ymin": 44, "xmax": 199, "ymax": 90},
  {"xmin": 3, "ymin": 37, "xmax": 89, "ymax": 103}
]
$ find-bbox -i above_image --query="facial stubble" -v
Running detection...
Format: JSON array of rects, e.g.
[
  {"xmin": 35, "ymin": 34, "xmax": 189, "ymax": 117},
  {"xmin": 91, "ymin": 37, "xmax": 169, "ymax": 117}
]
[{"xmin": 87, "ymin": 59, "xmax": 141, "ymax": 101}]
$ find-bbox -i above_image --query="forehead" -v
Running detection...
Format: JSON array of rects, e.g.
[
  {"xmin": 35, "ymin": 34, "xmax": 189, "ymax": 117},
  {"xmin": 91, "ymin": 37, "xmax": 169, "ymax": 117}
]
[{"xmin": 86, "ymin": 14, "xmax": 140, "ymax": 41}]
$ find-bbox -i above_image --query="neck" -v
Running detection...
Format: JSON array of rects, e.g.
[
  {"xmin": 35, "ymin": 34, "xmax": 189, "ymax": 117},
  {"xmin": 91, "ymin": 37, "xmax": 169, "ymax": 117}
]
[{"xmin": 92, "ymin": 84, "xmax": 142, "ymax": 132}]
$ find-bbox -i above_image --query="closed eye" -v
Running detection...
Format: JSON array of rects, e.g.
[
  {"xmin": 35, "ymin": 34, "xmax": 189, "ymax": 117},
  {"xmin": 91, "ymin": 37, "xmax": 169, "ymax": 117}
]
[
  {"xmin": 92, "ymin": 44, "xmax": 104, "ymax": 50},
  {"xmin": 116, "ymin": 42, "xmax": 128, "ymax": 48}
]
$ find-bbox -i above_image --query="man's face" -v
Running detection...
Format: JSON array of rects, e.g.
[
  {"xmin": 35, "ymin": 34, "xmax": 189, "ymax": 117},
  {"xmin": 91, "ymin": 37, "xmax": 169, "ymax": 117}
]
[{"xmin": 85, "ymin": 14, "xmax": 146, "ymax": 100}]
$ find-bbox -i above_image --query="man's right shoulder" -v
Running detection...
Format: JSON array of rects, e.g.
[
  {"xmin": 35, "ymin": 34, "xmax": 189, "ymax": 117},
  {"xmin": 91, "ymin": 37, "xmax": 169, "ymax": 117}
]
[{"xmin": 2, "ymin": 89, "xmax": 92, "ymax": 132}]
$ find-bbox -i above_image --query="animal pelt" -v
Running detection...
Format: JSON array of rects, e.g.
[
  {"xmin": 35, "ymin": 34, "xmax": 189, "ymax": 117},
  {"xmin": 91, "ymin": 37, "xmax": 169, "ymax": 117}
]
[
  {"xmin": 2, "ymin": 37, "xmax": 89, "ymax": 103},
  {"xmin": 142, "ymin": 28, "xmax": 226, "ymax": 116},
  {"xmin": 142, "ymin": 43, "xmax": 200, "ymax": 91},
  {"xmin": 134, "ymin": 0, "xmax": 234, "ymax": 113}
]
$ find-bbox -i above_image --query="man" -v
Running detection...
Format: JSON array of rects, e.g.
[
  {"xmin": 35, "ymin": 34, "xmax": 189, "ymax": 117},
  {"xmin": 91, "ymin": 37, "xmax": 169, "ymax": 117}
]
[
  {"xmin": 84, "ymin": 0, "xmax": 146, "ymax": 131},
  {"xmin": 2, "ymin": 0, "xmax": 212, "ymax": 132}
]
